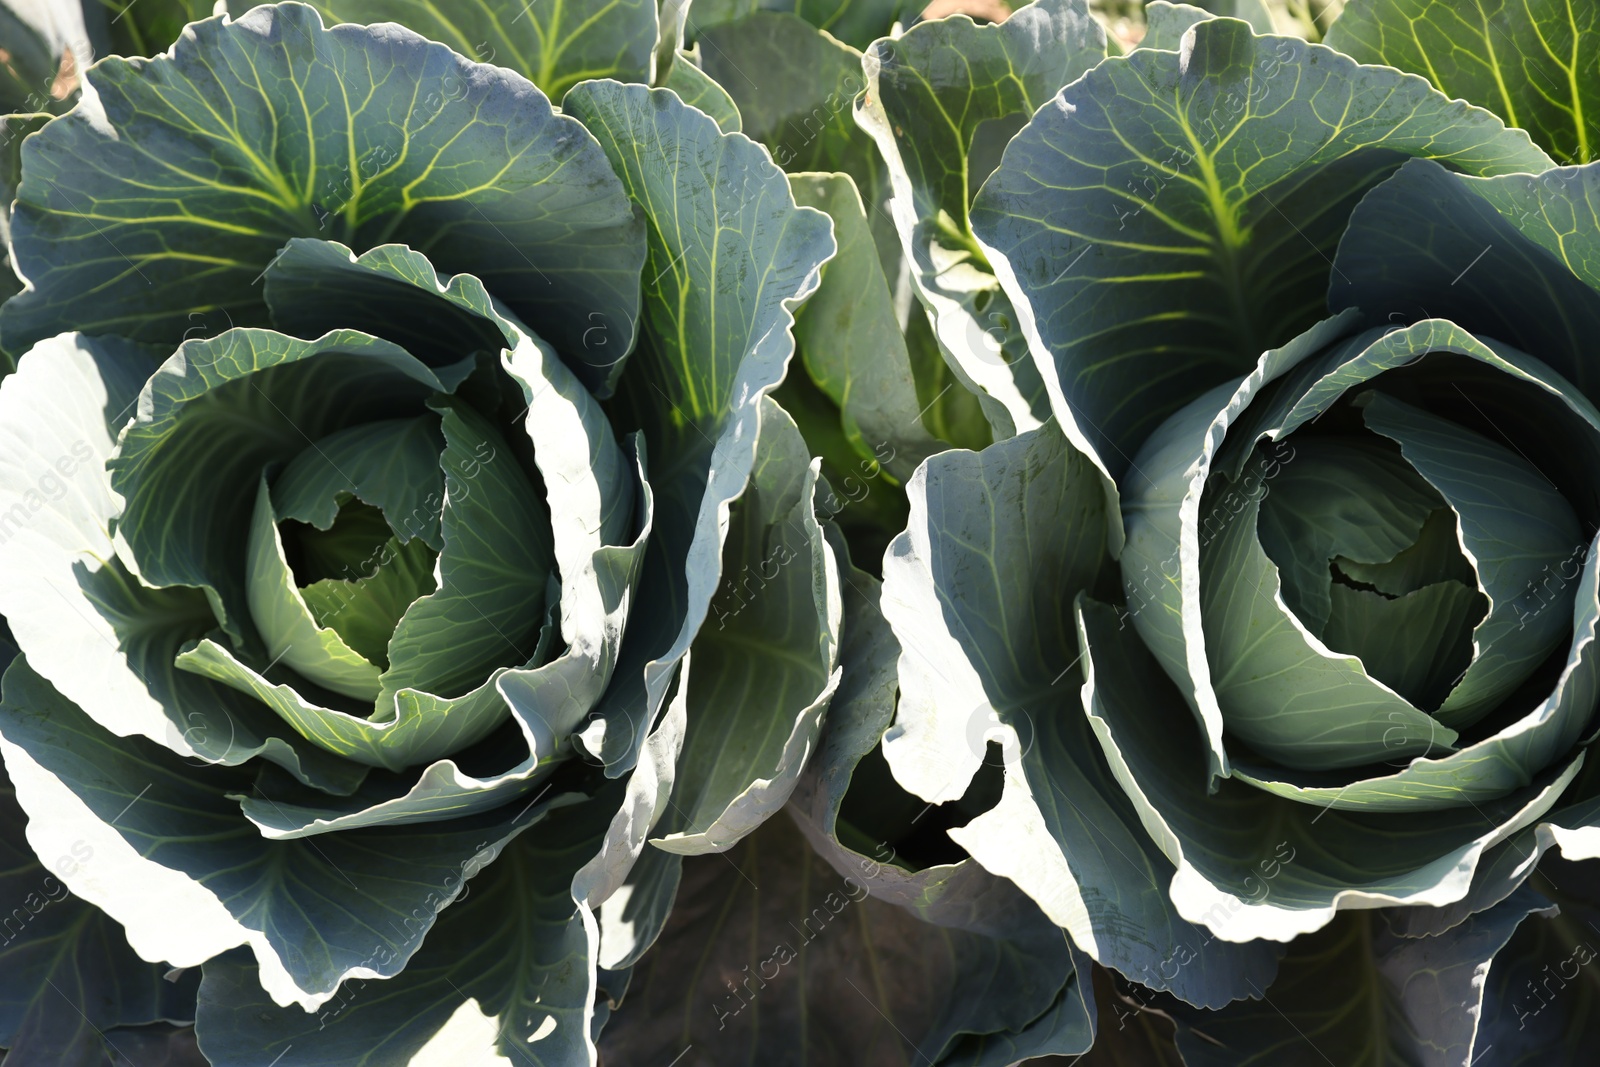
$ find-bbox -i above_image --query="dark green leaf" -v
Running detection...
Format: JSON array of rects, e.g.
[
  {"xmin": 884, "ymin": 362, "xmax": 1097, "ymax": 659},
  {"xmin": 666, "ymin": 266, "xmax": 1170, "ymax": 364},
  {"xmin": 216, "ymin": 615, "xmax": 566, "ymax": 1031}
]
[
  {"xmin": 560, "ymin": 80, "xmax": 833, "ymax": 772},
  {"xmin": 2, "ymin": 3, "xmax": 646, "ymax": 391},
  {"xmin": 881, "ymin": 422, "xmax": 1281, "ymax": 1007},
  {"xmin": 859, "ymin": 0, "xmax": 1106, "ymax": 437},
  {"xmin": 0, "ymin": 759, "xmax": 198, "ymax": 1067},
  {"xmin": 599, "ymin": 812, "xmax": 1092, "ymax": 1066},
  {"xmin": 972, "ymin": 16, "xmax": 1554, "ymax": 477},
  {"xmin": 305, "ymin": 0, "xmax": 657, "ymax": 98},
  {"xmin": 652, "ymin": 398, "xmax": 840, "ymax": 854},
  {"xmin": 1328, "ymin": 0, "xmax": 1600, "ymax": 164},
  {"xmin": 193, "ymin": 789, "xmax": 620, "ymax": 1067}
]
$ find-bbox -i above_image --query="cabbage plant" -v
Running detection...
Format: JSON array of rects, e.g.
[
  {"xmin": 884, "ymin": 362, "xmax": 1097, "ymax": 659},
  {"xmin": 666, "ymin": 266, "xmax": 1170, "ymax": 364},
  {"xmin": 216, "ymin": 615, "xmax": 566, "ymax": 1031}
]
[
  {"xmin": 6, "ymin": 0, "xmax": 1600, "ymax": 1063},
  {"xmin": 0, "ymin": 3, "xmax": 847, "ymax": 1063},
  {"xmin": 882, "ymin": 1, "xmax": 1600, "ymax": 1060}
]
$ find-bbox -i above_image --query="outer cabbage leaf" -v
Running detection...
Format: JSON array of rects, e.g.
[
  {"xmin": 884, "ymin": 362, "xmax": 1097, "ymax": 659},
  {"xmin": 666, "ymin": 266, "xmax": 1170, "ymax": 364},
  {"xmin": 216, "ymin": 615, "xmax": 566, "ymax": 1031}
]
[
  {"xmin": 685, "ymin": 0, "xmax": 908, "ymax": 51},
  {"xmin": 661, "ymin": 52, "xmax": 741, "ymax": 133},
  {"xmin": 1330, "ymin": 159, "xmax": 1600, "ymax": 403},
  {"xmin": 0, "ymin": 331, "xmax": 365, "ymax": 793},
  {"xmin": 776, "ymin": 171, "xmax": 963, "ymax": 565},
  {"xmin": 521, "ymin": 81, "xmax": 833, "ymax": 977},
  {"xmin": 0, "ymin": 245, "xmax": 651, "ymax": 1008},
  {"xmin": 1137, "ymin": 1, "xmax": 1219, "ymax": 50},
  {"xmin": 857, "ymin": 0, "xmax": 1106, "ymax": 438},
  {"xmin": 1165, "ymin": 900, "xmax": 1555, "ymax": 1066},
  {"xmin": 694, "ymin": 13, "xmax": 882, "ymax": 209},
  {"xmin": 0, "ymin": 2, "xmax": 646, "ymax": 392},
  {"xmin": 1327, "ymin": 0, "xmax": 1600, "ymax": 165},
  {"xmin": 559, "ymin": 79, "xmax": 832, "ymax": 773},
  {"xmin": 0, "ymin": 655, "xmax": 573, "ymax": 1012},
  {"xmin": 788, "ymin": 544, "xmax": 1099, "ymax": 1064},
  {"xmin": 1473, "ymin": 856, "xmax": 1600, "ymax": 1063},
  {"xmin": 1085, "ymin": 148, "xmax": 1600, "ymax": 943},
  {"xmin": 300, "ymin": 0, "xmax": 658, "ymax": 98},
  {"xmin": 575, "ymin": 399, "xmax": 844, "ymax": 963},
  {"xmin": 879, "ymin": 420, "xmax": 1281, "ymax": 1008},
  {"xmin": 596, "ymin": 810, "xmax": 1095, "ymax": 1066},
  {"xmin": 1321, "ymin": 154, "xmax": 1600, "ymax": 819},
  {"xmin": 786, "ymin": 174, "xmax": 945, "ymax": 484},
  {"xmin": 1076, "ymin": 592, "xmax": 1581, "ymax": 945},
  {"xmin": 193, "ymin": 788, "xmax": 621, "ymax": 1067},
  {"xmin": 651, "ymin": 398, "xmax": 841, "ymax": 855},
  {"xmin": 971, "ymin": 16, "xmax": 1554, "ymax": 485},
  {"xmin": 0, "ymin": 760, "xmax": 200, "ymax": 1066}
]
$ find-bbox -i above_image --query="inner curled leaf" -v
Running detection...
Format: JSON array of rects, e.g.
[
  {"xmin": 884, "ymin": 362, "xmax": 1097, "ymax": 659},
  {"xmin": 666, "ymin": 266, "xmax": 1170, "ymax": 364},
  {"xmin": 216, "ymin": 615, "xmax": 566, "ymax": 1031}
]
[
  {"xmin": 1257, "ymin": 434, "xmax": 1488, "ymax": 711},
  {"xmin": 282, "ymin": 502, "xmax": 439, "ymax": 669},
  {"xmin": 1323, "ymin": 508, "xmax": 1487, "ymax": 712}
]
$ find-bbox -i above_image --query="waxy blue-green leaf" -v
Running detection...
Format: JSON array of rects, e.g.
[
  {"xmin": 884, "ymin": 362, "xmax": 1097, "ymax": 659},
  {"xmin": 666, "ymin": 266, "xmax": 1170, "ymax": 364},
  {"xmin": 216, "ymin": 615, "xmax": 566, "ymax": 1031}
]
[
  {"xmin": 880, "ymin": 421, "xmax": 1280, "ymax": 1007},
  {"xmin": 1137, "ymin": 1, "xmax": 1218, "ymax": 50},
  {"xmin": 1327, "ymin": 0, "xmax": 1600, "ymax": 165},
  {"xmin": 0, "ymin": 656, "xmax": 569, "ymax": 1010},
  {"xmin": 1230, "ymin": 337, "xmax": 1600, "ymax": 804},
  {"xmin": 0, "ymin": 760, "xmax": 199, "ymax": 1066},
  {"xmin": 788, "ymin": 172, "xmax": 945, "ymax": 482},
  {"xmin": 971, "ymin": 16, "xmax": 1554, "ymax": 481},
  {"xmin": 1473, "ymin": 857, "xmax": 1600, "ymax": 1063},
  {"xmin": 1076, "ymin": 594, "xmax": 1582, "ymax": 944},
  {"xmin": 0, "ymin": 233, "xmax": 651, "ymax": 851},
  {"xmin": 579, "ymin": 654, "xmax": 691, "ymax": 969},
  {"xmin": 652, "ymin": 398, "xmax": 841, "ymax": 855},
  {"xmin": 1331, "ymin": 159, "xmax": 1600, "ymax": 411},
  {"xmin": 1387, "ymin": 755, "xmax": 1600, "ymax": 940},
  {"xmin": 696, "ymin": 14, "xmax": 879, "ymax": 195},
  {"xmin": 1376, "ymin": 887, "xmax": 1559, "ymax": 1067},
  {"xmin": 788, "ymin": 530, "xmax": 1015, "ymax": 927},
  {"xmin": 194, "ymin": 788, "xmax": 619, "ymax": 1067},
  {"xmin": 304, "ymin": 0, "xmax": 657, "ymax": 99},
  {"xmin": 685, "ymin": 0, "xmax": 905, "ymax": 51},
  {"xmin": 786, "ymin": 539, "xmax": 1100, "ymax": 1062},
  {"xmin": 553, "ymin": 83, "xmax": 832, "ymax": 966},
  {"xmin": 560, "ymin": 80, "xmax": 833, "ymax": 775},
  {"xmin": 857, "ymin": 0, "xmax": 1106, "ymax": 438},
  {"xmin": 598, "ymin": 809, "xmax": 1093, "ymax": 1066},
  {"xmin": 1, "ymin": 3, "xmax": 647, "ymax": 392},
  {"xmin": 108, "ymin": 326, "xmax": 467, "ymax": 655},
  {"xmin": 661, "ymin": 52, "xmax": 741, "ymax": 133},
  {"xmin": 223, "ymin": 241, "xmax": 647, "ymax": 831}
]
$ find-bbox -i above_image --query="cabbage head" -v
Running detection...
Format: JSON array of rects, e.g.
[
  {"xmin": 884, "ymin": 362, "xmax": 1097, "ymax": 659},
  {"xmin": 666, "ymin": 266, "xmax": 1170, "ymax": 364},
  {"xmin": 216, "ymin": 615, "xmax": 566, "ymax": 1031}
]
[
  {"xmin": 881, "ymin": 5, "xmax": 1600, "ymax": 1061},
  {"xmin": 0, "ymin": 4, "xmax": 837, "ymax": 1063}
]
